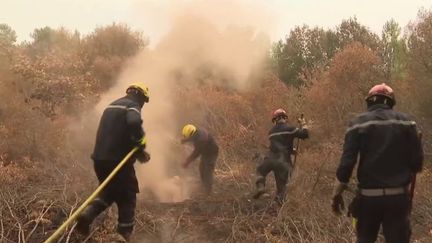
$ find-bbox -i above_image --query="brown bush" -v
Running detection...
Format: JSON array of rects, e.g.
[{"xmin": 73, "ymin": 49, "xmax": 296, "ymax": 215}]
[{"xmin": 1, "ymin": 18, "xmax": 431, "ymax": 243}]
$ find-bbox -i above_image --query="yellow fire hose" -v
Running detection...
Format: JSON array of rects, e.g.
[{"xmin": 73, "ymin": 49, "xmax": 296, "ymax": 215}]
[{"xmin": 44, "ymin": 147, "xmax": 139, "ymax": 243}]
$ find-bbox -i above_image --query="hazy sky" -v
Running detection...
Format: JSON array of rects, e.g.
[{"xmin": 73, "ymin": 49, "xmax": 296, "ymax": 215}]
[{"xmin": 1, "ymin": 0, "xmax": 431, "ymax": 44}]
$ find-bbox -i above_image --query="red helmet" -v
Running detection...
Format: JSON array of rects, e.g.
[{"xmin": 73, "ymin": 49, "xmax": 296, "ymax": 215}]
[
  {"xmin": 272, "ymin": 108, "xmax": 288, "ymax": 122},
  {"xmin": 366, "ymin": 83, "xmax": 395, "ymax": 104}
]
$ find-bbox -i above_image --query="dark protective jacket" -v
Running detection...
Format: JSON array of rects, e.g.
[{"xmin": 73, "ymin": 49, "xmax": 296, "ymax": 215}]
[
  {"xmin": 184, "ymin": 128, "xmax": 219, "ymax": 162},
  {"xmin": 336, "ymin": 104, "xmax": 423, "ymax": 189},
  {"xmin": 267, "ymin": 122, "xmax": 309, "ymax": 162},
  {"xmin": 92, "ymin": 94, "xmax": 145, "ymax": 161},
  {"xmin": 91, "ymin": 94, "xmax": 146, "ymax": 193}
]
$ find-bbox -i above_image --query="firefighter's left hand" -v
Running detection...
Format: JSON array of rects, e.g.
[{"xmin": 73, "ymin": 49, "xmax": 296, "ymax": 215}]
[{"xmin": 332, "ymin": 194, "xmax": 345, "ymax": 215}]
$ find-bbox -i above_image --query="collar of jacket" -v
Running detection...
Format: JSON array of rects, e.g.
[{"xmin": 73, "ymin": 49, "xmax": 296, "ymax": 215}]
[
  {"xmin": 126, "ymin": 93, "xmax": 145, "ymax": 108},
  {"xmin": 367, "ymin": 103, "xmax": 392, "ymax": 112}
]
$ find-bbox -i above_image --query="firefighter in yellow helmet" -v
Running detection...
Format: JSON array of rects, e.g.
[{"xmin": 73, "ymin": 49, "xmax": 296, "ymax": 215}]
[
  {"xmin": 181, "ymin": 124, "xmax": 219, "ymax": 195},
  {"xmin": 76, "ymin": 82, "xmax": 150, "ymax": 241}
]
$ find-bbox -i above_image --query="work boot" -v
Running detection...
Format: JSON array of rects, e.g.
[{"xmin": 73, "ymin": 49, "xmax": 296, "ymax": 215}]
[
  {"xmin": 274, "ymin": 195, "xmax": 285, "ymax": 206},
  {"xmin": 253, "ymin": 183, "xmax": 265, "ymax": 199},
  {"xmin": 117, "ymin": 225, "xmax": 133, "ymax": 242},
  {"xmin": 75, "ymin": 202, "xmax": 105, "ymax": 236},
  {"xmin": 75, "ymin": 217, "xmax": 91, "ymax": 236},
  {"xmin": 120, "ymin": 232, "xmax": 131, "ymax": 242}
]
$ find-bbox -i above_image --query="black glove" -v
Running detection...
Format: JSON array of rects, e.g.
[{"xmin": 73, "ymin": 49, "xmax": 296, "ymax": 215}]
[
  {"xmin": 332, "ymin": 194, "xmax": 345, "ymax": 215},
  {"xmin": 331, "ymin": 181, "xmax": 347, "ymax": 215},
  {"xmin": 136, "ymin": 150, "xmax": 150, "ymax": 163}
]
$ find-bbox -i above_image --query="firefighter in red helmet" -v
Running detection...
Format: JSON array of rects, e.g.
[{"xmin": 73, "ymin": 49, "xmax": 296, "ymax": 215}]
[
  {"xmin": 252, "ymin": 108, "xmax": 309, "ymax": 204},
  {"xmin": 332, "ymin": 83, "xmax": 423, "ymax": 243}
]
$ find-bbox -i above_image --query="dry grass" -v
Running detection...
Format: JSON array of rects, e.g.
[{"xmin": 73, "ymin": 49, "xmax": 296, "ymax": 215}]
[{"xmin": 1, "ymin": 75, "xmax": 431, "ymax": 242}]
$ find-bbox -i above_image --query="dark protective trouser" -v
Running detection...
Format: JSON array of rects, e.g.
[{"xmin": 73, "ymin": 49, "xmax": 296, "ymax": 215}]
[
  {"xmin": 77, "ymin": 160, "xmax": 137, "ymax": 237},
  {"xmin": 199, "ymin": 152, "xmax": 218, "ymax": 194},
  {"xmin": 78, "ymin": 190, "xmax": 137, "ymax": 236},
  {"xmin": 255, "ymin": 153, "xmax": 292, "ymax": 202},
  {"xmin": 356, "ymin": 193, "xmax": 411, "ymax": 243}
]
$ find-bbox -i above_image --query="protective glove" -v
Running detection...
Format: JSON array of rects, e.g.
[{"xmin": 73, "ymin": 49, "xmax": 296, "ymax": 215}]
[
  {"xmin": 136, "ymin": 150, "xmax": 150, "ymax": 163},
  {"xmin": 331, "ymin": 181, "xmax": 348, "ymax": 215},
  {"xmin": 332, "ymin": 194, "xmax": 345, "ymax": 215},
  {"xmin": 137, "ymin": 136, "xmax": 147, "ymax": 149}
]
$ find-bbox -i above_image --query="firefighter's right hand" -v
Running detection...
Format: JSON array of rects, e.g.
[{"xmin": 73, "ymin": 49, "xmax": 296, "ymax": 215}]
[
  {"xmin": 331, "ymin": 181, "xmax": 347, "ymax": 215},
  {"xmin": 332, "ymin": 194, "xmax": 345, "ymax": 215},
  {"xmin": 298, "ymin": 116, "xmax": 307, "ymax": 129},
  {"xmin": 136, "ymin": 150, "xmax": 151, "ymax": 163}
]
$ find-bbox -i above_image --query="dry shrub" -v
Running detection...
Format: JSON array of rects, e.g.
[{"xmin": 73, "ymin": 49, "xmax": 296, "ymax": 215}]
[
  {"xmin": 1, "ymin": 17, "xmax": 432, "ymax": 243},
  {"xmin": 173, "ymin": 73, "xmax": 301, "ymax": 184},
  {"xmin": 0, "ymin": 77, "xmax": 67, "ymax": 162},
  {"xmin": 2, "ymin": 71, "xmax": 431, "ymax": 243},
  {"xmin": 303, "ymin": 42, "xmax": 383, "ymax": 141}
]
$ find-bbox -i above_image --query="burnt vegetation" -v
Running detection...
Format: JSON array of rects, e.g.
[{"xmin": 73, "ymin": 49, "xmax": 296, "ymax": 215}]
[{"xmin": 1, "ymin": 10, "xmax": 432, "ymax": 243}]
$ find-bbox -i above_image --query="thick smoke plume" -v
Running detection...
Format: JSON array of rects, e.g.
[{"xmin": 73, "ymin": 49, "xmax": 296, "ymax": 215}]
[{"xmin": 84, "ymin": 0, "xmax": 271, "ymax": 202}]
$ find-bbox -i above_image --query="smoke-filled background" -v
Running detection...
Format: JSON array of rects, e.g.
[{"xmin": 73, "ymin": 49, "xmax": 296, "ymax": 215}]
[
  {"xmin": 1, "ymin": 0, "xmax": 432, "ymax": 242},
  {"xmin": 76, "ymin": 2, "xmax": 271, "ymax": 202}
]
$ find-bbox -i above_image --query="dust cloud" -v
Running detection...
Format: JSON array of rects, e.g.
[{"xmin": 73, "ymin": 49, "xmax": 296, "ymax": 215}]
[{"xmin": 86, "ymin": 0, "xmax": 272, "ymax": 202}]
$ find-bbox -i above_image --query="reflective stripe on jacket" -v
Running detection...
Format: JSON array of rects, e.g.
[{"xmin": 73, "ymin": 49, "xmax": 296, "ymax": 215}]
[
  {"xmin": 92, "ymin": 94, "xmax": 145, "ymax": 161},
  {"xmin": 337, "ymin": 104, "xmax": 423, "ymax": 188}
]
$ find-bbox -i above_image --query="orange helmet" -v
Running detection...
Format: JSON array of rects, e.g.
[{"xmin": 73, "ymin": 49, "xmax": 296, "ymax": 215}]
[
  {"xmin": 366, "ymin": 83, "xmax": 395, "ymax": 106},
  {"xmin": 272, "ymin": 108, "xmax": 288, "ymax": 123}
]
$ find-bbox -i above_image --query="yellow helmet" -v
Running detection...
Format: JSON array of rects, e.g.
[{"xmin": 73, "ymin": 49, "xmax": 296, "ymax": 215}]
[
  {"xmin": 127, "ymin": 82, "xmax": 149, "ymax": 102},
  {"xmin": 182, "ymin": 124, "xmax": 197, "ymax": 139}
]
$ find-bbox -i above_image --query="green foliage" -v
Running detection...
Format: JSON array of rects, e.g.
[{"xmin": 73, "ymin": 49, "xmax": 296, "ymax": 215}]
[
  {"xmin": 28, "ymin": 27, "xmax": 81, "ymax": 56},
  {"xmin": 407, "ymin": 9, "xmax": 432, "ymax": 120},
  {"xmin": 0, "ymin": 24, "xmax": 17, "ymax": 66},
  {"xmin": 272, "ymin": 25, "xmax": 337, "ymax": 86},
  {"xmin": 273, "ymin": 17, "xmax": 381, "ymax": 86},
  {"xmin": 336, "ymin": 17, "xmax": 381, "ymax": 51},
  {"xmin": 381, "ymin": 19, "xmax": 407, "ymax": 81},
  {"xmin": 0, "ymin": 23, "xmax": 17, "ymax": 46},
  {"xmin": 408, "ymin": 9, "xmax": 432, "ymax": 81}
]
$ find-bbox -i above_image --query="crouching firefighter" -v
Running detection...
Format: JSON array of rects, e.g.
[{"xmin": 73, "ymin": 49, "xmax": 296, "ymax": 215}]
[
  {"xmin": 181, "ymin": 124, "xmax": 219, "ymax": 195},
  {"xmin": 76, "ymin": 83, "xmax": 151, "ymax": 241},
  {"xmin": 253, "ymin": 109, "xmax": 309, "ymax": 204},
  {"xmin": 332, "ymin": 83, "xmax": 423, "ymax": 243}
]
